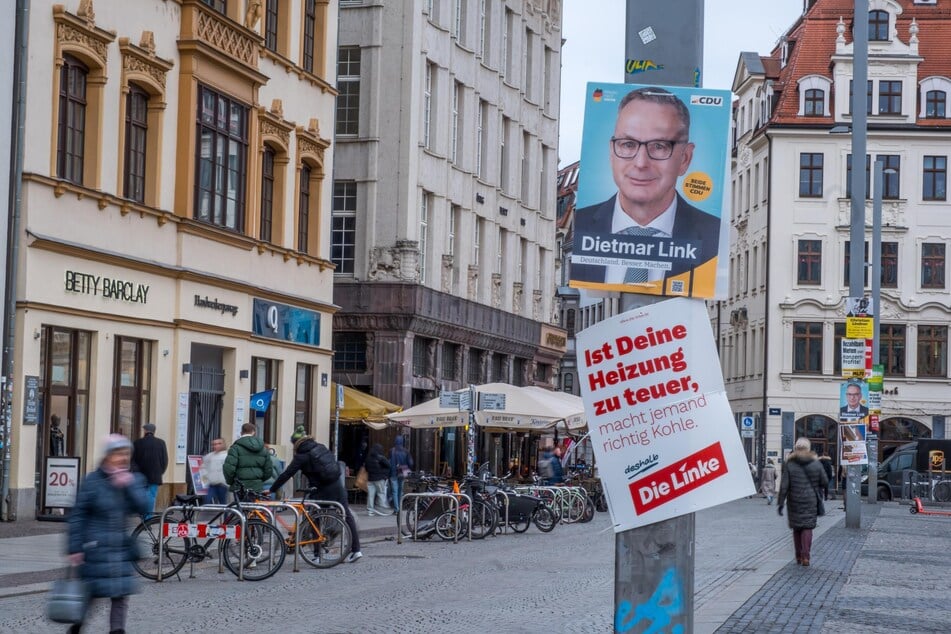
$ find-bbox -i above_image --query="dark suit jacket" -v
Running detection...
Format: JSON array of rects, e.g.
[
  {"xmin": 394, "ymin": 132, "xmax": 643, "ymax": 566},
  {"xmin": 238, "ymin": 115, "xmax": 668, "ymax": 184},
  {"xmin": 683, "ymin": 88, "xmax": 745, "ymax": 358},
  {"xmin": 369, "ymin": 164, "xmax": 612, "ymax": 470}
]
[{"xmin": 571, "ymin": 193, "xmax": 721, "ymax": 288}]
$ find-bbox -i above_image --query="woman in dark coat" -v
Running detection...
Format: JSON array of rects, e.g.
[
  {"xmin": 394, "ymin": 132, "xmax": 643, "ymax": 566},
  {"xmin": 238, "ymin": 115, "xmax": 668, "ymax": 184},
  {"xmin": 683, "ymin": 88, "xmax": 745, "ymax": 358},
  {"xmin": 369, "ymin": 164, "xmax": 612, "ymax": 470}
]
[
  {"xmin": 67, "ymin": 434, "xmax": 149, "ymax": 633},
  {"xmin": 777, "ymin": 437, "xmax": 829, "ymax": 567}
]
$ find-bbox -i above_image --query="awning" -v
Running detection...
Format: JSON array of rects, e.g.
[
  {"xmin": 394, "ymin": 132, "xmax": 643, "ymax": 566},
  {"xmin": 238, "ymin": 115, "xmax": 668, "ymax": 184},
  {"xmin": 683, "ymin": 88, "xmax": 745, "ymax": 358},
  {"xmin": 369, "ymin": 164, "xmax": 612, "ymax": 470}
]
[{"xmin": 332, "ymin": 383, "xmax": 402, "ymax": 430}]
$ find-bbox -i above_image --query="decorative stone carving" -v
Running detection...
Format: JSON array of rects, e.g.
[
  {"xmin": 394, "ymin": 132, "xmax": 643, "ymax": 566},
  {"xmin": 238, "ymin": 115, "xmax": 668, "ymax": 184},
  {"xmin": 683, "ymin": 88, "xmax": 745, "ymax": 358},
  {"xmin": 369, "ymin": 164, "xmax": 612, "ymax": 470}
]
[
  {"xmin": 196, "ymin": 7, "xmax": 258, "ymax": 67},
  {"xmin": 57, "ymin": 22, "xmax": 109, "ymax": 62},
  {"xmin": 368, "ymin": 246, "xmax": 403, "ymax": 281},
  {"xmin": 297, "ymin": 133, "xmax": 326, "ymax": 164},
  {"xmin": 123, "ymin": 53, "xmax": 169, "ymax": 89},
  {"xmin": 441, "ymin": 255, "xmax": 454, "ymax": 293},
  {"xmin": 781, "ymin": 378, "xmax": 791, "ymax": 392},
  {"xmin": 739, "ymin": 146, "xmax": 753, "ymax": 168},
  {"xmin": 396, "ymin": 239, "xmax": 420, "ymax": 281},
  {"xmin": 364, "ymin": 332, "xmax": 375, "ymax": 371},
  {"xmin": 77, "ymin": 0, "xmax": 95, "ymax": 25},
  {"xmin": 491, "ymin": 274, "xmax": 502, "ymax": 309},
  {"xmin": 139, "ymin": 30, "xmax": 155, "ymax": 55},
  {"xmin": 533, "ymin": 290, "xmax": 542, "ymax": 321},
  {"xmin": 467, "ymin": 266, "xmax": 479, "ymax": 301},
  {"xmin": 270, "ymin": 99, "xmax": 284, "ymax": 118},
  {"xmin": 260, "ymin": 116, "xmax": 290, "ymax": 148},
  {"xmin": 245, "ymin": 0, "xmax": 263, "ymax": 30},
  {"xmin": 513, "ymin": 282, "xmax": 523, "ymax": 314}
]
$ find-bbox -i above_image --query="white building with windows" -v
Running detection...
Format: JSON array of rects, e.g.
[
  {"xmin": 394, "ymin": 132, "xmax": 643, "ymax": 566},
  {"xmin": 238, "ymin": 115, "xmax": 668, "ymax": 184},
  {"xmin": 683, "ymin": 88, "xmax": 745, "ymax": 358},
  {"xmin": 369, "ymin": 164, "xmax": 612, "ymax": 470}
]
[
  {"xmin": 2, "ymin": 0, "xmax": 339, "ymax": 520},
  {"xmin": 725, "ymin": 0, "xmax": 951, "ymax": 472},
  {"xmin": 331, "ymin": 0, "xmax": 565, "ymax": 476}
]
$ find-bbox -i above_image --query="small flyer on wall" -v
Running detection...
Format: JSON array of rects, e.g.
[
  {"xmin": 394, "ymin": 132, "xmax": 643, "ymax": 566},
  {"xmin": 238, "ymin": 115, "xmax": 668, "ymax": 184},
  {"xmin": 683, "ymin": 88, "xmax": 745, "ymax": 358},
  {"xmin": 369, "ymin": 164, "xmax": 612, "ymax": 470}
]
[
  {"xmin": 576, "ymin": 298, "xmax": 753, "ymax": 532},
  {"xmin": 839, "ymin": 424, "xmax": 869, "ymax": 465}
]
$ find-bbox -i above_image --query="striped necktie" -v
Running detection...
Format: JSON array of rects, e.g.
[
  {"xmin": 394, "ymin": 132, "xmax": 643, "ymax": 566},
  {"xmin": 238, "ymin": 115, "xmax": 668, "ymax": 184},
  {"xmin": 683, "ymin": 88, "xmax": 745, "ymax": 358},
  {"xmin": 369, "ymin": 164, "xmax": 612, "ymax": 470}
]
[{"xmin": 618, "ymin": 226, "xmax": 660, "ymax": 283}]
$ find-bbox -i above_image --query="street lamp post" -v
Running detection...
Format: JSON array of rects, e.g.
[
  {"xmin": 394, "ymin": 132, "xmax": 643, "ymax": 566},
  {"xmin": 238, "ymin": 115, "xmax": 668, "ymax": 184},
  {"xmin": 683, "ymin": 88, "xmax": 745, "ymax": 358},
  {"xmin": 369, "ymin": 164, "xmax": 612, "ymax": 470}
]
[{"xmin": 845, "ymin": 0, "xmax": 869, "ymax": 530}]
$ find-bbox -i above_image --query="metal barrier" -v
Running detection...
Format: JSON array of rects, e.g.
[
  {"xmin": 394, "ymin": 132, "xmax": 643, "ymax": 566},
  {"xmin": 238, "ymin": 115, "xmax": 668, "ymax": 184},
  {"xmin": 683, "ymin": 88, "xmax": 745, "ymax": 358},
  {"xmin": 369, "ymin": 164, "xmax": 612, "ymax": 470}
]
[
  {"xmin": 493, "ymin": 490, "xmax": 511, "ymax": 534},
  {"xmin": 397, "ymin": 492, "xmax": 471, "ymax": 544},
  {"xmin": 157, "ymin": 505, "xmax": 246, "ymax": 582},
  {"xmin": 292, "ymin": 499, "xmax": 353, "ymax": 559}
]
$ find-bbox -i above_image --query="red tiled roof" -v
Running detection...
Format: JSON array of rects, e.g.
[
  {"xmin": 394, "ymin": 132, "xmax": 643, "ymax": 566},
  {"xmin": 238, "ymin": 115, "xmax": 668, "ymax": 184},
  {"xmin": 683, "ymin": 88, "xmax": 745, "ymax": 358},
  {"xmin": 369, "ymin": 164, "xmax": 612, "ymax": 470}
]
[{"xmin": 766, "ymin": 0, "xmax": 951, "ymax": 127}]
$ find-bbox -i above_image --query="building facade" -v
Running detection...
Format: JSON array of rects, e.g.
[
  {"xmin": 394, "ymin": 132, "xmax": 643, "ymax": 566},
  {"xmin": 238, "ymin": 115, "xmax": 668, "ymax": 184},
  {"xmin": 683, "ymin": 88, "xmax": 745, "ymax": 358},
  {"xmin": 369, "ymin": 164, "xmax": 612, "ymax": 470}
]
[
  {"xmin": 727, "ymin": 0, "xmax": 951, "ymax": 471},
  {"xmin": 4, "ymin": 0, "xmax": 339, "ymax": 519},
  {"xmin": 331, "ymin": 0, "xmax": 565, "ymax": 475}
]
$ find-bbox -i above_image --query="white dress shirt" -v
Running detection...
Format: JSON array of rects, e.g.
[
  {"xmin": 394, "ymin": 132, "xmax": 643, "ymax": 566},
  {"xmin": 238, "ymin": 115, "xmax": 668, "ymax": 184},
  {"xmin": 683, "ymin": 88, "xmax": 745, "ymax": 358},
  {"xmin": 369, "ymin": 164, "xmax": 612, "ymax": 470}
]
[{"xmin": 604, "ymin": 195, "xmax": 678, "ymax": 284}]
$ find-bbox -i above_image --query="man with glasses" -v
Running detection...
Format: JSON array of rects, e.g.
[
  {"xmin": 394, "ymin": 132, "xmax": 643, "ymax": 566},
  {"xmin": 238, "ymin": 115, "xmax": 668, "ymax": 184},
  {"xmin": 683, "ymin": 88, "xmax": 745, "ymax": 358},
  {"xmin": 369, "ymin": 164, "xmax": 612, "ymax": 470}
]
[{"xmin": 572, "ymin": 86, "xmax": 721, "ymax": 288}]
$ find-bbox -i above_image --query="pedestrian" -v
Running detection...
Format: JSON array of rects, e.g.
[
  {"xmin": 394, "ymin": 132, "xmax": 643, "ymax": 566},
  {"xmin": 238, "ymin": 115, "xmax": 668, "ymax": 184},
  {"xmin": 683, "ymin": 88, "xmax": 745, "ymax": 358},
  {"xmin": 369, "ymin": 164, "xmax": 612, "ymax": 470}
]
[
  {"xmin": 818, "ymin": 450, "xmax": 835, "ymax": 500},
  {"xmin": 200, "ymin": 438, "xmax": 229, "ymax": 505},
  {"xmin": 538, "ymin": 448, "xmax": 555, "ymax": 484},
  {"xmin": 66, "ymin": 434, "xmax": 149, "ymax": 634},
  {"xmin": 777, "ymin": 437, "xmax": 829, "ymax": 567},
  {"xmin": 389, "ymin": 435, "xmax": 414, "ymax": 511},
  {"xmin": 265, "ymin": 425, "xmax": 363, "ymax": 563},
  {"xmin": 364, "ymin": 443, "xmax": 393, "ymax": 516},
  {"xmin": 49, "ymin": 414, "xmax": 65, "ymax": 456},
  {"xmin": 131, "ymin": 423, "xmax": 168, "ymax": 518},
  {"xmin": 551, "ymin": 446, "xmax": 566, "ymax": 484},
  {"xmin": 760, "ymin": 458, "xmax": 777, "ymax": 505},
  {"xmin": 223, "ymin": 422, "xmax": 271, "ymax": 499}
]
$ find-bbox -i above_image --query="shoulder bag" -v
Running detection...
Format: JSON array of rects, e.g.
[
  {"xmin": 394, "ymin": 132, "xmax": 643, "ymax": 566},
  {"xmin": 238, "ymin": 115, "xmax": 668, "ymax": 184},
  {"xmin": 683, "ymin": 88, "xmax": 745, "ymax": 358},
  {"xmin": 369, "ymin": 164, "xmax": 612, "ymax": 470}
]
[{"xmin": 47, "ymin": 565, "xmax": 90, "ymax": 624}]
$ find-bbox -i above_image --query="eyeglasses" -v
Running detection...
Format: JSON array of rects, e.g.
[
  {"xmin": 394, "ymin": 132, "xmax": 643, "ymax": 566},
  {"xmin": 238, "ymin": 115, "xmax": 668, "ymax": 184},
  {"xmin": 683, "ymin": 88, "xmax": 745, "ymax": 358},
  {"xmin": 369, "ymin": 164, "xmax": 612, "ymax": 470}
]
[{"xmin": 610, "ymin": 137, "xmax": 685, "ymax": 160}]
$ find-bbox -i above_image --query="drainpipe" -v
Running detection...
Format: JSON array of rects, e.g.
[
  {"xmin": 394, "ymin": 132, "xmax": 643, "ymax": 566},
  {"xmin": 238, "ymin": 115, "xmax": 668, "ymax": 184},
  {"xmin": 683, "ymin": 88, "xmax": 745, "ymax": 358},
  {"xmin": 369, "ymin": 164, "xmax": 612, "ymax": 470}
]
[
  {"xmin": 761, "ymin": 131, "xmax": 772, "ymax": 473},
  {"xmin": 1, "ymin": 0, "xmax": 30, "ymax": 521}
]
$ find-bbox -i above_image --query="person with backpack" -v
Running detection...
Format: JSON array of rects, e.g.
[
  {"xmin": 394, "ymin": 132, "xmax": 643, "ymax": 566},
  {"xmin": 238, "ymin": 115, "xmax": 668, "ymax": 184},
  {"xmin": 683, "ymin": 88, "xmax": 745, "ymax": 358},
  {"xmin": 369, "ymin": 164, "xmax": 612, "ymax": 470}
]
[
  {"xmin": 223, "ymin": 422, "xmax": 271, "ymax": 498},
  {"xmin": 266, "ymin": 425, "xmax": 362, "ymax": 563},
  {"xmin": 389, "ymin": 435, "xmax": 414, "ymax": 512},
  {"xmin": 538, "ymin": 448, "xmax": 556, "ymax": 484}
]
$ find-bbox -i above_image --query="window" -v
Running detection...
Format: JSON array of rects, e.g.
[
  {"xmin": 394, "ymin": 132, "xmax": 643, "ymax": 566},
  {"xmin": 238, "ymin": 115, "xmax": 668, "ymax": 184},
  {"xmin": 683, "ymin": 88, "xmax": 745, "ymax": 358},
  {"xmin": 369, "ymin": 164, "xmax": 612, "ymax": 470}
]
[
  {"xmin": 473, "ymin": 216, "xmax": 482, "ymax": 268},
  {"xmin": 535, "ymin": 363, "xmax": 550, "ymax": 384},
  {"xmin": 260, "ymin": 146, "xmax": 275, "ymax": 242},
  {"xmin": 512, "ymin": 358, "xmax": 526, "ymax": 386},
  {"xmin": 57, "ymin": 55, "xmax": 88, "ymax": 185},
  {"xmin": 879, "ymin": 324, "xmax": 906, "ymax": 376},
  {"xmin": 881, "ymin": 155, "xmax": 900, "ymax": 199},
  {"xmin": 336, "ymin": 47, "xmax": 361, "ymax": 136},
  {"xmin": 123, "ymin": 84, "xmax": 149, "ymax": 203},
  {"xmin": 423, "ymin": 61, "xmax": 434, "ymax": 148},
  {"xmin": 923, "ymin": 155, "xmax": 947, "ymax": 201},
  {"xmin": 563, "ymin": 372, "xmax": 573, "ymax": 392},
  {"xmin": 799, "ymin": 153, "xmax": 823, "ymax": 197},
  {"xmin": 201, "ymin": 0, "xmax": 226, "ymax": 13},
  {"xmin": 501, "ymin": 8, "xmax": 511, "ymax": 78},
  {"xmin": 797, "ymin": 239, "xmax": 822, "ymax": 285},
  {"xmin": 302, "ymin": 0, "xmax": 316, "ymax": 72},
  {"xmin": 846, "ymin": 154, "xmax": 871, "ymax": 199},
  {"xmin": 869, "ymin": 10, "xmax": 889, "ymax": 41},
  {"xmin": 195, "ymin": 85, "xmax": 248, "ymax": 231},
  {"xmin": 479, "ymin": 0, "xmax": 488, "ymax": 59},
  {"xmin": 449, "ymin": 205, "xmax": 459, "ymax": 258},
  {"xmin": 881, "ymin": 241, "xmax": 898, "ymax": 288},
  {"xmin": 333, "ymin": 332, "xmax": 367, "ymax": 372},
  {"xmin": 264, "ymin": 0, "xmax": 279, "ymax": 52},
  {"xmin": 500, "ymin": 116, "xmax": 512, "ymax": 192},
  {"xmin": 442, "ymin": 343, "xmax": 459, "ymax": 380},
  {"xmin": 298, "ymin": 164, "xmax": 311, "ymax": 252},
  {"xmin": 926, "ymin": 90, "xmax": 946, "ymax": 118},
  {"xmin": 252, "ymin": 357, "xmax": 279, "ymax": 444},
  {"xmin": 331, "ymin": 181, "xmax": 356, "ymax": 274},
  {"xmin": 419, "ymin": 192, "xmax": 430, "ymax": 283},
  {"xmin": 565, "ymin": 309, "xmax": 576, "ymax": 337},
  {"xmin": 520, "ymin": 131, "xmax": 531, "ymax": 202},
  {"xmin": 843, "ymin": 241, "xmax": 870, "ymax": 286},
  {"xmin": 492, "ymin": 353, "xmax": 506, "ymax": 381},
  {"xmin": 477, "ymin": 99, "xmax": 488, "ymax": 178},
  {"xmin": 497, "ymin": 227, "xmax": 504, "ymax": 274},
  {"xmin": 453, "ymin": 0, "xmax": 466, "ymax": 44},
  {"xmin": 849, "ymin": 80, "xmax": 873, "ymax": 115},
  {"xmin": 524, "ymin": 29, "xmax": 535, "ymax": 102},
  {"xmin": 413, "ymin": 337, "xmax": 433, "ymax": 376},
  {"xmin": 451, "ymin": 81, "xmax": 462, "ymax": 163},
  {"xmin": 793, "ymin": 322, "xmax": 823, "ymax": 373},
  {"xmin": 804, "ymin": 89, "xmax": 824, "ymax": 116},
  {"xmin": 294, "ymin": 364, "xmax": 314, "ymax": 435},
  {"xmin": 879, "ymin": 81, "xmax": 902, "ymax": 115},
  {"xmin": 111, "ymin": 337, "xmax": 151, "ymax": 439},
  {"xmin": 922, "ymin": 243, "xmax": 946, "ymax": 289},
  {"xmin": 917, "ymin": 326, "xmax": 948, "ymax": 378},
  {"xmin": 468, "ymin": 348, "xmax": 482, "ymax": 384}
]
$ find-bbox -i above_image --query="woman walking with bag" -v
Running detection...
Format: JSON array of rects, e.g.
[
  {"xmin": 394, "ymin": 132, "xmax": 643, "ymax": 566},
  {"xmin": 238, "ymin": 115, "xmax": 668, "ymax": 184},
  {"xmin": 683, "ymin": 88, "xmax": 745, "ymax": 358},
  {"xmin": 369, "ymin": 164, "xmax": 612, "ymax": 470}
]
[
  {"xmin": 777, "ymin": 437, "xmax": 828, "ymax": 567},
  {"xmin": 66, "ymin": 434, "xmax": 149, "ymax": 633}
]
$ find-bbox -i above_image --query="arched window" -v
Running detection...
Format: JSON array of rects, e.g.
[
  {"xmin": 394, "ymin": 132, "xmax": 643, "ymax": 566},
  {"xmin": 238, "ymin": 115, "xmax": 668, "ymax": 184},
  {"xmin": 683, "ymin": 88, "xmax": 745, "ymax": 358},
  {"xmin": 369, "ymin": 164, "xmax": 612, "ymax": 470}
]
[
  {"xmin": 57, "ymin": 55, "xmax": 88, "ymax": 185},
  {"xmin": 260, "ymin": 145, "xmax": 276, "ymax": 242},
  {"xmin": 869, "ymin": 10, "xmax": 889, "ymax": 41},
  {"xmin": 123, "ymin": 84, "xmax": 149, "ymax": 203},
  {"xmin": 298, "ymin": 163, "xmax": 312, "ymax": 252}
]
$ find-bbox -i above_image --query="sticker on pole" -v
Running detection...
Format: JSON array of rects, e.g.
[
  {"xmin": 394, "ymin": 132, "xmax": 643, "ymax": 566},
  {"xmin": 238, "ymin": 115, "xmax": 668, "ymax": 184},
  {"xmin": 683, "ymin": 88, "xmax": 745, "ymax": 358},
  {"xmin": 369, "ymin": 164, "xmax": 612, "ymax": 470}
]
[{"xmin": 576, "ymin": 298, "xmax": 754, "ymax": 532}]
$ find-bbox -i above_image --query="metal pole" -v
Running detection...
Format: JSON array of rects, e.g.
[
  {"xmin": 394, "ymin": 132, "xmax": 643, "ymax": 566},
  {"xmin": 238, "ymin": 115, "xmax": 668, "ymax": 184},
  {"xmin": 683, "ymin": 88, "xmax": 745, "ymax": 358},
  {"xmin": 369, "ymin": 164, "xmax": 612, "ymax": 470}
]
[
  {"xmin": 867, "ymin": 159, "xmax": 883, "ymax": 505},
  {"xmin": 845, "ymin": 0, "xmax": 869, "ymax": 530},
  {"xmin": 1, "ymin": 0, "xmax": 30, "ymax": 522}
]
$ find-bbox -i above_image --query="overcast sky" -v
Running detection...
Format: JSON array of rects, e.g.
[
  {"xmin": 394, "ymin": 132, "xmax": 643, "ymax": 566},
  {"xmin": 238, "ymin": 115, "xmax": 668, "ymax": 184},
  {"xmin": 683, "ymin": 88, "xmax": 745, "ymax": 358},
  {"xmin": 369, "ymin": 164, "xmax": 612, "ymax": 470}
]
[{"xmin": 558, "ymin": 0, "xmax": 806, "ymax": 166}]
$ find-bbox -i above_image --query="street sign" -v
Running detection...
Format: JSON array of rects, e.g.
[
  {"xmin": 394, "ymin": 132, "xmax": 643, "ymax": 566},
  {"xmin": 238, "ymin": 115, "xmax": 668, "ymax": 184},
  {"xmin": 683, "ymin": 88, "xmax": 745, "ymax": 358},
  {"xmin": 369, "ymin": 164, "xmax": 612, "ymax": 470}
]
[
  {"xmin": 768, "ymin": 407, "xmax": 781, "ymax": 416},
  {"xmin": 478, "ymin": 393, "xmax": 506, "ymax": 410},
  {"xmin": 459, "ymin": 390, "xmax": 472, "ymax": 411},
  {"xmin": 741, "ymin": 429, "xmax": 755, "ymax": 438},
  {"xmin": 23, "ymin": 375, "xmax": 39, "ymax": 425},
  {"xmin": 439, "ymin": 392, "xmax": 461, "ymax": 409},
  {"xmin": 741, "ymin": 416, "xmax": 754, "ymax": 430}
]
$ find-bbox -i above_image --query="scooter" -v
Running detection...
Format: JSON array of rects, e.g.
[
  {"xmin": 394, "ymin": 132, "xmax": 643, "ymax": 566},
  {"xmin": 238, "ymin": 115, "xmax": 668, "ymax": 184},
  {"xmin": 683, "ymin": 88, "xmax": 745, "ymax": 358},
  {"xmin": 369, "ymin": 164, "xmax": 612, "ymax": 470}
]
[{"xmin": 909, "ymin": 497, "xmax": 951, "ymax": 517}]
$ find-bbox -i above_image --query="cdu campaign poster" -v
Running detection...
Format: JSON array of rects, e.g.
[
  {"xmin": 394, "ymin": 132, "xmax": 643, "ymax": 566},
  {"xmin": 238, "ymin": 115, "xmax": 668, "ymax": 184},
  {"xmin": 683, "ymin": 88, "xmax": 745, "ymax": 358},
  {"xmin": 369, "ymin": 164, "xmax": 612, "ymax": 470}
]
[{"xmin": 570, "ymin": 82, "xmax": 732, "ymax": 299}]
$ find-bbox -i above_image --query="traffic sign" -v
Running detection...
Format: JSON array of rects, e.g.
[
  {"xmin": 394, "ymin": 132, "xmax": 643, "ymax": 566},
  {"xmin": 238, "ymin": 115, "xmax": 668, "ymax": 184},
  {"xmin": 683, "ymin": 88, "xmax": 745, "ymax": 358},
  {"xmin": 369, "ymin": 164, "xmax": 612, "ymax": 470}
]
[
  {"xmin": 478, "ymin": 393, "xmax": 506, "ymax": 410},
  {"xmin": 741, "ymin": 429, "xmax": 755, "ymax": 438},
  {"xmin": 741, "ymin": 416, "xmax": 754, "ymax": 430}
]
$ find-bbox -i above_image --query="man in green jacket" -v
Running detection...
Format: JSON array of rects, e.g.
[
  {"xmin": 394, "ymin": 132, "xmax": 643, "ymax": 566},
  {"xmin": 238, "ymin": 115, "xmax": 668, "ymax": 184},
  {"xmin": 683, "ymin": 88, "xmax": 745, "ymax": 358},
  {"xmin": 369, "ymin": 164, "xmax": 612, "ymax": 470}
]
[{"xmin": 223, "ymin": 422, "xmax": 270, "ymax": 498}]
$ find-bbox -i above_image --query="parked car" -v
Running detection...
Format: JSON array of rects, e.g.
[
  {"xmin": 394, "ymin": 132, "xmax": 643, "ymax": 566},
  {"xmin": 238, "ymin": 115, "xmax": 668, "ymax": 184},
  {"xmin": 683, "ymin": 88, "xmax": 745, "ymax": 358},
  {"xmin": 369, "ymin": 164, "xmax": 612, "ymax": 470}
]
[{"xmin": 862, "ymin": 440, "xmax": 951, "ymax": 501}]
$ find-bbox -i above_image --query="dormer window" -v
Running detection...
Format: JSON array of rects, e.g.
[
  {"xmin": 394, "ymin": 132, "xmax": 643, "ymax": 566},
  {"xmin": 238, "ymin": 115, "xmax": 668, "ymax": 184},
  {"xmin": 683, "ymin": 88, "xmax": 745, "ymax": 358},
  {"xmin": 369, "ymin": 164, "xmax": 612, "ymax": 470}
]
[
  {"xmin": 869, "ymin": 10, "xmax": 889, "ymax": 41},
  {"xmin": 797, "ymin": 75, "xmax": 831, "ymax": 117},
  {"xmin": 920, "ymin": 78, "xmax": 951, "ymax": 119},
  {"xmin": 926, "ymin": 91, "xmax": 947, "ymax": 118},
  {"xmin": 780, "ymin": 40, "xmax": 789, "ymax": 68}
]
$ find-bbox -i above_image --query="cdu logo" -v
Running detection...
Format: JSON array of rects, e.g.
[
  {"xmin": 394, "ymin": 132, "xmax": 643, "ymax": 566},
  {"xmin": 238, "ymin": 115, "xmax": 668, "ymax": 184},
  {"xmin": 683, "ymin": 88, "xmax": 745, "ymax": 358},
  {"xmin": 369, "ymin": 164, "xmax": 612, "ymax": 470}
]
[{"xmin": 690, "ymin": 95, "xmax": 724, "ymax": 106}]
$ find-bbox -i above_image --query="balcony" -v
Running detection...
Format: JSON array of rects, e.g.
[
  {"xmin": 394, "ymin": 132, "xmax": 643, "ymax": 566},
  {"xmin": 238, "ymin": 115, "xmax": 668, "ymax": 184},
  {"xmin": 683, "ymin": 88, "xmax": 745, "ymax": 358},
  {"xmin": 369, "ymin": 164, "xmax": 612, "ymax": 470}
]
[{"xmin": 178, "ymin": 0, "xmax": 266, "ymax": 85}]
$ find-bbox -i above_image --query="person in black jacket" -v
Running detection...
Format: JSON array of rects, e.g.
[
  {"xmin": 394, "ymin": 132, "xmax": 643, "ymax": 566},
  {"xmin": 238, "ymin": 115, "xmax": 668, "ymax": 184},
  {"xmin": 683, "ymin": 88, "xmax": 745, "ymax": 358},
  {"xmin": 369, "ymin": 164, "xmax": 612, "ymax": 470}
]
[
  {"xmin": 365, "ymin": 443, "xmax": 393, "ymax": 516},
  {"xmin": 266, "ymin": 426, "xmax": 363, "ymax": 563},
  {"xmin": 777, "ymin": 437, "xmax": 829, "ymax": 567},
  {"xmin": 131, "ymin": 423, "xmax": 168, "ymax": 518}
]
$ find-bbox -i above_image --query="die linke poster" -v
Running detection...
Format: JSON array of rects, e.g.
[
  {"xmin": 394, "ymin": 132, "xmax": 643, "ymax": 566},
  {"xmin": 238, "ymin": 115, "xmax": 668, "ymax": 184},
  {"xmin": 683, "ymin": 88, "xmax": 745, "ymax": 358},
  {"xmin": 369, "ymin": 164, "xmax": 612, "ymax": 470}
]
[{"xmin": 576, "ymin": 298, "xmax": 753, "ymax": 532}]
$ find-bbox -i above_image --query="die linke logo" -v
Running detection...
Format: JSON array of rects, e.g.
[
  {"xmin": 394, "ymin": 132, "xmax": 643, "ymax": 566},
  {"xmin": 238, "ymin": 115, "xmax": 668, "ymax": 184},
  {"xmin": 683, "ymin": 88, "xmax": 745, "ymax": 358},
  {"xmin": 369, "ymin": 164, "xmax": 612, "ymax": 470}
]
[{"xmin": 629, "ymin": 442, "xmax": 728, "ymax": 514}]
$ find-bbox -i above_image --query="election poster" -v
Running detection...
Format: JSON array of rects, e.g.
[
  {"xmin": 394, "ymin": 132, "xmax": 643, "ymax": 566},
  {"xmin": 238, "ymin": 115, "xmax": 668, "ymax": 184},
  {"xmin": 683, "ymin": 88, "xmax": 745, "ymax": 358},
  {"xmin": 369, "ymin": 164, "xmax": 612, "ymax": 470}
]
[
  {"xmin": 570, "ymin": 82, "xmax": 732, "ymax": 299},
  {"xmin": 187, "ymin": 455, "xmax": 208, "ymax": 496},
  {"xmin": 839, "ymin": 423, "xmax": 869, "ymax": 465},
  {"xmin": 576, "ymin": 298, "xmax": 753, "ymax": 532}
]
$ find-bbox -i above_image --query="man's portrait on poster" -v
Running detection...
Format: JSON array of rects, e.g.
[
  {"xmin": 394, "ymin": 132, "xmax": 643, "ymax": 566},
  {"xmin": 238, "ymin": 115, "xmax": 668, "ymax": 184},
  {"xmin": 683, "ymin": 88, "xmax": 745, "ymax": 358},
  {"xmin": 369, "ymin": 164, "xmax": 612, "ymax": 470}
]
[{"xmin": 572, "ymin": 86, "xmax": 721, "ymax": 288}]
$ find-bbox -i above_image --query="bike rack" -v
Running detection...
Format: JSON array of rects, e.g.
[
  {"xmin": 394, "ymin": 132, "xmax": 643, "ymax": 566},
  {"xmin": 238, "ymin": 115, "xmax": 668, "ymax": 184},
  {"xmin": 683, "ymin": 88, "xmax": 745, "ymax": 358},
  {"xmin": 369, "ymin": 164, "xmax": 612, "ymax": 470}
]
[
  {"xmin": 247, "ymin": 501, "xmax": 302, "ymax": 572},
  {"xmin": 292, "ymin": 499, "xmax": 353, "ymax": 558},
  {"xmin": 397, "ymin": 492, "xmax": 471, "ymax": 544},
  {"xmin": 157, "ymin": 505, "xmax": 246, "ymax": 582},
  {"xmin": 493, "ymin": 490, "xmax": 511, "ymax": 534}
]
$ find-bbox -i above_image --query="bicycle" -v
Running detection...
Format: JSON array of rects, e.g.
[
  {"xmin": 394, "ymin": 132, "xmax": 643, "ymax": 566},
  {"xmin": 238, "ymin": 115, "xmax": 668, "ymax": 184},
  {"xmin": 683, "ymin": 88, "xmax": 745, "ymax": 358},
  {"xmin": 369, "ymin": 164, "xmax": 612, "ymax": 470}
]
[
  {"xmin": 250, "ymin": 488, "xmax": 351, "ymax": 569},
  {"xmin": 131, "ymin": 482, "xmax": 286, "ymax": 581}
]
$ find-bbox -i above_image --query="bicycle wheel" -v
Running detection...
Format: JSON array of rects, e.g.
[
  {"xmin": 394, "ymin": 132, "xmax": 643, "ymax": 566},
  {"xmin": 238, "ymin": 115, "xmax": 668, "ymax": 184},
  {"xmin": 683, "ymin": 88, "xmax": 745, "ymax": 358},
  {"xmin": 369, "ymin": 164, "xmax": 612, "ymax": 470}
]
[
  {"xmin": 222, "ymin": 519, "xmax": 286, "ymax": 580},
  {"xmin": 533, "ymin": 504, "xmax": 557, "ymax": 533},
  {"xmin": 579, "ymin": 495, "xmax": 596, "ymax": 523},
  {"xmin": 298, "ymin": 510, "xmax": 351, "ymax": 569},
  {"xmin": 131, "ymin": 515, "xmax": 188, "ymax": 580},
  {"xmin": 469, "ymin": 501, "xmax": 498, "ymax": 540},
  {"xmin": 509, "ymin": 511, "xmax": 531, "ymax": 533},
  {"xmin": 435, "ymin": 510, "xmax": 461, "ymax": 541}
]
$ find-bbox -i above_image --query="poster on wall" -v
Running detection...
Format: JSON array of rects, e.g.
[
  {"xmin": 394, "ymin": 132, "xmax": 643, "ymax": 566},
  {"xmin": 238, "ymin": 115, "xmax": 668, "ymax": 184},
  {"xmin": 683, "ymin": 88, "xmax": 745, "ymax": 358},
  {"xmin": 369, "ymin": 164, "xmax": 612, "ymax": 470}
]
[
  {"xmin": 44, "ymin": 456, "xmax": 80, "ymax": 508},
  {"xmin": 187, "ymin": 455, "xmax": 208, "ymax": 496},
  {"xmin": 176, "ymin": 392, "xmax": 189, "ymax": 464},
  {"xmin": 839, "ymin": 423, "xmax": 868, "ymax": 465},
  {"xmin": 570, "ymin": 82, "xmax": 732, "ymax": 299},
  {"xmin": 576, "ymin": 298, "xmax": 753, "ymax": 532}
]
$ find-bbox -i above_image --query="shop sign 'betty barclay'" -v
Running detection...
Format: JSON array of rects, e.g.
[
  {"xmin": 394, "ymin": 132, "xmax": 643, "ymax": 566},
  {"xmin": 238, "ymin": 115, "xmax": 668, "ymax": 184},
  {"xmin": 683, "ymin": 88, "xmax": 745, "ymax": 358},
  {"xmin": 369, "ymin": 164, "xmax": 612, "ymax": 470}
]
[{"xmin": 64, "ymin": 269, "xmax": 149, "ymax": 304}]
